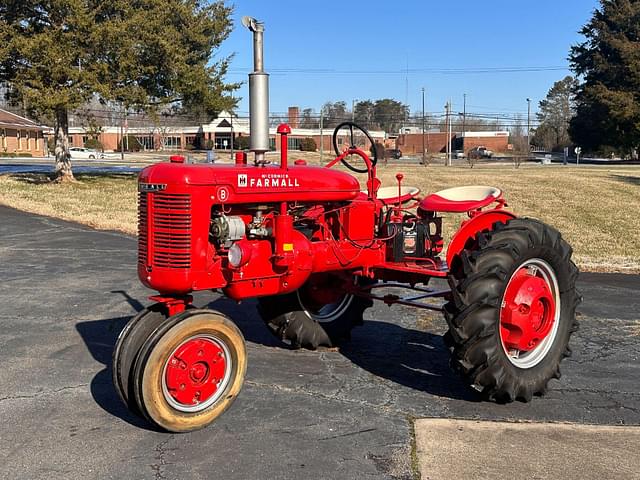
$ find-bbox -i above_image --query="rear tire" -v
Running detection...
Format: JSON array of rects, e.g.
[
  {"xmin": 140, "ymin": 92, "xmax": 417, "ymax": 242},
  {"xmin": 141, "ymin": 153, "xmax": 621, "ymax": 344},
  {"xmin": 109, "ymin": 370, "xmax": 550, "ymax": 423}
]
[
  {"xmin": 258, "ymin": 275, "xmax": 373, "ymax": 350},
  {"xmin": 444, "ymin": 218, "xmax": 580, "ymax": 402}
]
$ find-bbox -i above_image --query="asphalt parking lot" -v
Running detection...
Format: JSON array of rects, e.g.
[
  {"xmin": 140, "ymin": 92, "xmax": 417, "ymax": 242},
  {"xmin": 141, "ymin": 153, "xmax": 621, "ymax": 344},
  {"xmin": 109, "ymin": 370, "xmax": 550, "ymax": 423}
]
[{"xmin": 0, "ymin": 205, "xmax": 639, "ymax": 479}]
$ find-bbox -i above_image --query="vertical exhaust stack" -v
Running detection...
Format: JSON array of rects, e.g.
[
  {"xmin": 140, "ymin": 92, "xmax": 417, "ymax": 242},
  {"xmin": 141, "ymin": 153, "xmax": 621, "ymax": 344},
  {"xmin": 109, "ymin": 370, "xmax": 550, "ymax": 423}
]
[{"xmin": 242, "ymin": 16, "xmax": 269, "ymax": 164}]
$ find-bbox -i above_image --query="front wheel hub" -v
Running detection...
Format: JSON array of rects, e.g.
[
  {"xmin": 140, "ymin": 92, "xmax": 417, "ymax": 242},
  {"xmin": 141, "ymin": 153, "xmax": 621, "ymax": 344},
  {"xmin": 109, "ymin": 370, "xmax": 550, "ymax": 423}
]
[
  {"xmin": 500, "ymin": 259, "xmax": 560, "ymax": 369},
  {"xmin": 163, "ymin": 335, "xmax": 232, "ymax": 412}
]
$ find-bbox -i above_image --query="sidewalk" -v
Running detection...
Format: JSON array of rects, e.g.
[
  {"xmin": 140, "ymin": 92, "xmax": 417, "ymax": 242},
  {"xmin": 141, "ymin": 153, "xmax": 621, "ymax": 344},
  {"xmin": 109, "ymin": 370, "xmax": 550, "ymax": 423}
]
[{"xmin": 415, "ymin": 419, "xmax": 640, "ymax": 480}]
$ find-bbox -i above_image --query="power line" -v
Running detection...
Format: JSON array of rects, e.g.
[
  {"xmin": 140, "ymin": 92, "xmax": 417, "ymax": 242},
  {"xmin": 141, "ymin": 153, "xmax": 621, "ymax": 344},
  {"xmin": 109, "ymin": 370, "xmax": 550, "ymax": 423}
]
[{"xmin": 227, "ymin": 65, "xmax": 570, "ymax": 76}]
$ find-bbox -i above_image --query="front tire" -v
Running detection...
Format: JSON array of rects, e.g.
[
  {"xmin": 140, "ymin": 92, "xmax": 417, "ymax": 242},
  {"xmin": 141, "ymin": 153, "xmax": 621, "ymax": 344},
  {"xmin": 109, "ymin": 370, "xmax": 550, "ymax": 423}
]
[
  {"xmin": 132, "ymin": 309, "xmax": 247, "ymax": 432},
  {"xmin": 112, "ymin": 304, "xmax": 168, "ymax": 414},
  {"xmin": 258, "ymin": 274, "xmax": 373, "ymax": 350},
  {"xmin": 445, "ymin": 218, "xmax": 580, "ymax": 402}
]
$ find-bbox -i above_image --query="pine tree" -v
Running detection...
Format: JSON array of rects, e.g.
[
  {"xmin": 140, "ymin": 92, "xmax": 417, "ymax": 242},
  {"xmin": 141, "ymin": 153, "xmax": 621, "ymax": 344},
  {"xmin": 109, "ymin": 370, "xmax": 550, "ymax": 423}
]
[
  {"xmin": 0, "ymin": 0, "xmax": 237, "ymax": 181},
  {"xmin": 569, "ymin": 0, "xmax": 640, "ymax": 155},
  {"xmin": 533, "ymin": 76, "xmax": 578, "ymax": 151}
]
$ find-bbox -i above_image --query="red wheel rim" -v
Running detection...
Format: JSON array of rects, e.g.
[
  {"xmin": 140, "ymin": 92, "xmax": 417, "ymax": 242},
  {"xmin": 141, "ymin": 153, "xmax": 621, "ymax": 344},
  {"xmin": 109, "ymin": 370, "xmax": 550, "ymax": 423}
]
[
  {"xmin": 297, "ymin": 274, "xmax": 355, "ymax": 323},
  {"xmin": 162, "ymin": 335, "xmax": 232, "ymax": 412},
  {"xmin": 499, "ymin": 258, "xmax": 560, "ymax": 368}
]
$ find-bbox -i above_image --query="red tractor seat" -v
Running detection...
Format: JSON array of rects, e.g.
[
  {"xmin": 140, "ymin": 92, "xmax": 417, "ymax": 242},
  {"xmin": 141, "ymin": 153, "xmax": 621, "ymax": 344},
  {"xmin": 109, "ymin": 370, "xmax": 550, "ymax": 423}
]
[
  {"xmin": 373, "ymin": 185, "xmax": 421, "ymax": 204},
  {"xmin": 419, "ymin": 186, "xmax": 502, "ymax": 213}
]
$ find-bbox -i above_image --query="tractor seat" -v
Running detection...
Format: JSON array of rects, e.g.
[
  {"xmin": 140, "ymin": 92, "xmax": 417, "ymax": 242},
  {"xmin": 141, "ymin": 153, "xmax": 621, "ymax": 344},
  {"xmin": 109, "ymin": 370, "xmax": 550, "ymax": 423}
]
[
  {"xmin": 419, "ymin": 185, "xmax": 502, "ymax": 213},
  {"xmin": 365, "ymin": 185, "xmax": 421, "ymax": 204}
]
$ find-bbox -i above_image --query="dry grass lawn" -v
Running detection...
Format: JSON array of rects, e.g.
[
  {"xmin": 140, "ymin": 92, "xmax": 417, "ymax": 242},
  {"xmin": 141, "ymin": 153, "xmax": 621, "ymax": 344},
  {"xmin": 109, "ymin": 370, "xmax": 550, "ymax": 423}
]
[
  {"xmin": 0, "ymin": 172, "xmax": 139, "ymax": 234},
  {"xmin": 1, "ymin": 162, "xmax": 639, "ymax": 273}
]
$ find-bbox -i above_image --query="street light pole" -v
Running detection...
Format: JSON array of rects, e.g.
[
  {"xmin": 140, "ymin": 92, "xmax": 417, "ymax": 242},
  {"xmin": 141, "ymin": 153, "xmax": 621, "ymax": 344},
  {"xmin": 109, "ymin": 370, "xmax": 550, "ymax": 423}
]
[
  {"xmin": 352, "ymin": 99, "xmax": 357, "ymax": 122},
  {"xmin": 421, "ymin": 87, "xmax": 426, "ymax": 165},
  {"xmin": 320, "ymin": 106, "xmax": 324, "ymax": 162},
  {"xmin": 230, "ymin": 107, "xmax": 234, "ymax": 160},
  {"xmin": 462, "ymin": 93, "xmax": 467, "ymax": 151}
]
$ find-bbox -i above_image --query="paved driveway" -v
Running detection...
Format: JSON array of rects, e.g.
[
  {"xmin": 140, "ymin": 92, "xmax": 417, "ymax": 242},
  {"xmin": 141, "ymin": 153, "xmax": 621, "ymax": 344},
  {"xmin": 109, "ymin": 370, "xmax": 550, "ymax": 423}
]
[{"xmin": 0, "ymin": 206, "xmax": 638, "ymax": 479}]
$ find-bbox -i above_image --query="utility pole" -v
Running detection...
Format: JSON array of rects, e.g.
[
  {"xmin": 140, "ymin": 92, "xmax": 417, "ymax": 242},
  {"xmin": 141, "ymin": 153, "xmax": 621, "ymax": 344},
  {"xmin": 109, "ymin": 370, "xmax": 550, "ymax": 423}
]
[
  {"xmin": 526, "ymin": 98, "xmax": 531, "ymax": 153},
  {"xmin": 120, "ymin": 104, "xmax": 124, "ymax": 161},
  {"xmin": 421, "ymin": 87, "xmax": 426, "ymax": 165},
  {"xmin": 320, "ymin": 106, "xmax": 324, "ymax": 162},
  {"xmin": 351, "ymin": 99, "xmax": 357, "ymax": 122},
  {"xmin": 445, "ymin": 100, "xmax": 452, "ymax": 166},
  {"xmin": 462, "ymin": 93, "xmax": 467, "ymax": 152}
]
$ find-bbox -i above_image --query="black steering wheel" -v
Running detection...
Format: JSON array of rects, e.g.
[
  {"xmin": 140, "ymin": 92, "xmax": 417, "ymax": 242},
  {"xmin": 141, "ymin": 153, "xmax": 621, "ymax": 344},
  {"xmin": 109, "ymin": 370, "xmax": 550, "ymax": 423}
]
[{"xmin": 332, "ymin": 121, "xmax": 378, "ymax": 173}]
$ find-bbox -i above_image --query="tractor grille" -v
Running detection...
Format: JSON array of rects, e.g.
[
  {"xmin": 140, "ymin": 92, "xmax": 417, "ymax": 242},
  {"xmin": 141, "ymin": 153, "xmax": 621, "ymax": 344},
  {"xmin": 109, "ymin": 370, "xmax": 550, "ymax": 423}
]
[
  {"xmin": 138, "ymin": 192, "xmax": 148, "ymax": 266},
  {"xmin": 138, "ymin": 192, "xmax": 192, "ymax": 269}
]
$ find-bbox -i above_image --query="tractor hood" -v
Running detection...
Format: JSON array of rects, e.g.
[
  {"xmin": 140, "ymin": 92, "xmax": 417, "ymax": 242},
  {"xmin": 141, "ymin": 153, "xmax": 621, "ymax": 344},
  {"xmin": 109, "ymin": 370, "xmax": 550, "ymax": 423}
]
[{"xmin": 138, "ymin": 161, "xmax": 361, "ymax": 204}]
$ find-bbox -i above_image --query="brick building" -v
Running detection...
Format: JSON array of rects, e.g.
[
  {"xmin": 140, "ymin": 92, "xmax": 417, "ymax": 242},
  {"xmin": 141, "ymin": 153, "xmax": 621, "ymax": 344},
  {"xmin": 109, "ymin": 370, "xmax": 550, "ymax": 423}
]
[
  {"xmin": 0, "ymin": 108, "xmax": 47, "ymax": 156},
  {"xmin": 67, "ymin": 109, "xmax": 388, "ymax": 153},
  {"xmin": 460, "ymin": 131, "xmax": 510, "ymax": 152},
  {"xmin": 396, "ymin": 129, "xmax": 510, "ymax": 155}
]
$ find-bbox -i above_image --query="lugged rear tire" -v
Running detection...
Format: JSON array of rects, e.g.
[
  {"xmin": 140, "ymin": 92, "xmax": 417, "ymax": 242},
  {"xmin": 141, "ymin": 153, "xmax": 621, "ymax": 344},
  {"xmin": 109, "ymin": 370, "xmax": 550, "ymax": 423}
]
[
  {"xmin": 257, "ymin": 275, "xmax": 373, "ymax": 350},
  {"xmin": 444, "ymin": 218, "xmax": 580, "ymax": 402}
]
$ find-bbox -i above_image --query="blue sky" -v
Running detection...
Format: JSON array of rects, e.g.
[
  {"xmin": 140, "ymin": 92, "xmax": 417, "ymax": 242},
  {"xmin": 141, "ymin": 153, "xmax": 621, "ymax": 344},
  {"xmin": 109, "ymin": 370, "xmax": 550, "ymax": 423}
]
[{"xmin": 217, "ymin": 0, "xmax": 600, "ymax": 118}]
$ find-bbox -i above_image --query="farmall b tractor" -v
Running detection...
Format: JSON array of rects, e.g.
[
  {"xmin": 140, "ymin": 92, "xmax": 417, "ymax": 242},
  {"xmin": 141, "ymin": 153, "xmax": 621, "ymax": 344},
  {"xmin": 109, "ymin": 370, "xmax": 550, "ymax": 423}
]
[{"xmin": 113, "ymin": 17, "xmax": 579, "ymax": 432}]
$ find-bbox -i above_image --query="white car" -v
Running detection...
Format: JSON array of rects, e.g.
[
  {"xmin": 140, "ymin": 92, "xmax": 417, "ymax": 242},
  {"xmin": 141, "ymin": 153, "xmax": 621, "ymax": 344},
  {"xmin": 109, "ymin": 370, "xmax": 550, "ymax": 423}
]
[{"xmin": 69, "ymin": 147, "xmax": 104, "ymax": 160}]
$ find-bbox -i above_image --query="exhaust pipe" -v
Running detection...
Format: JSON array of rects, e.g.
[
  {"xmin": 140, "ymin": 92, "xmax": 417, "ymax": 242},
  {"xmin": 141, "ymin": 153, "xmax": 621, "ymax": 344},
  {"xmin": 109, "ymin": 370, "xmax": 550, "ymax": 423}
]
[{"xmin": 242, "ymin": 16, "xmax": 269, "ymax": 164}]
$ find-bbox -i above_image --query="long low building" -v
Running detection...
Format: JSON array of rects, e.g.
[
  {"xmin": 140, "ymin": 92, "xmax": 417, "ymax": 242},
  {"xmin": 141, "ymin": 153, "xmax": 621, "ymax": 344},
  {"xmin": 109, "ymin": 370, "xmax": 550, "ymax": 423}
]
[
  {"xmin": 0, "ymin": 108, "xmax": 47, "ymax": 156},
  {"xmin": 67, "ymin": 111, "xmax": 388, "ymax": 153},
  {"xmin": 65, "ymin": 108, "xmax": 510, "ymax": 155}
]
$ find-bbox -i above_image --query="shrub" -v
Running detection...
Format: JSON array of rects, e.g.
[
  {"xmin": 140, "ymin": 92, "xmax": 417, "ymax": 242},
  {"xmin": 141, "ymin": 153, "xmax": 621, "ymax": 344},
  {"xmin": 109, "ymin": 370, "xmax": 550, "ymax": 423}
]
[
  {"xmin": 116, "ymin": 134, "xmax": 142, "ymax": 152},
  {"xmin": 84, "ymin": 138, "xmax": 103, "ymax": 151},
  {"xmin": 234, "ymin": 136, "xmax": 250, "ymax": 150},
  {"xmin": 299, "ymin": 137, "xmax": 317, "ymax": 152},
  {"xmin": 0, "ymin": 152, "xmax": 32, "ymax": 157}
]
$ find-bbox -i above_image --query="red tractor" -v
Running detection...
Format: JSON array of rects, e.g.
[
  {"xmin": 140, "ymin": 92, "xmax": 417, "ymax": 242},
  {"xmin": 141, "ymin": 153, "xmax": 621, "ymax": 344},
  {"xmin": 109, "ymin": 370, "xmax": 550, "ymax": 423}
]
[{"xmin": 112, "ymin": 18, "xmax": 579, "ymax": 432}]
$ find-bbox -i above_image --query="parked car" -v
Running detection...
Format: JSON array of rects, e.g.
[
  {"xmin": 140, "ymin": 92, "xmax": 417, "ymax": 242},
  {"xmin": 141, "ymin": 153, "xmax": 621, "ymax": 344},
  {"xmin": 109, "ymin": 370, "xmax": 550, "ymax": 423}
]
[
  {"xmin": 69, "ymin": 147, "xmax": 104, "ymax": 160},
  {"xmin": 454, "ymin": 150, "xmax": 466, "ymax": 159},
  {"xmin": 385, "ymin": 148, "xmax": 402, "ymax": 159},
  {"xmin": 468, "ymin": 146, "xmax": 493, "ymax": 159}
]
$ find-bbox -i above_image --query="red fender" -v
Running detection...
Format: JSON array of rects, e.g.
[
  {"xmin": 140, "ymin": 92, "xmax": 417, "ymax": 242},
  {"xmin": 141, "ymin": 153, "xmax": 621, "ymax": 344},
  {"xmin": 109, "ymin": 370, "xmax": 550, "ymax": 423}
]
[{"xmin": 446, "ymin": 210, "xmax": 517, "ymax": 268}]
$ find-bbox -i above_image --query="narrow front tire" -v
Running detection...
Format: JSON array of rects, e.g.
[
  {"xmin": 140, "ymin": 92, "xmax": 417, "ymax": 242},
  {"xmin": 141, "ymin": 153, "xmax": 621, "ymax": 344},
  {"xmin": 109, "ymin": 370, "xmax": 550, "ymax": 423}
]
[{"xmin": 132, "ymin": 309, "xmax": 247, "ymax": 432}]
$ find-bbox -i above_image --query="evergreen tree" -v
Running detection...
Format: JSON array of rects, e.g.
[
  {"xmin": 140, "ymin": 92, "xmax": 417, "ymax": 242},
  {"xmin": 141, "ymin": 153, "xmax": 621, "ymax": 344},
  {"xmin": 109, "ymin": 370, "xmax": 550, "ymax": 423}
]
[
  {"xmin": 0, "ymin": 0, "xmax": 237, "ymax": 181},
  {"xmin": 533, "ymin": 76, "xmax": 578, "ymax": 151},
  {"xmin": 373, "ymin": 98, "xmax": 409, "ymax": 134},
  {"xmin": 569, "ymin": 0, "xmax": 640, "ymax": 155},
  {"xmin": 353, "ymin": 100, "xmax": 376, "ymax": 129}
]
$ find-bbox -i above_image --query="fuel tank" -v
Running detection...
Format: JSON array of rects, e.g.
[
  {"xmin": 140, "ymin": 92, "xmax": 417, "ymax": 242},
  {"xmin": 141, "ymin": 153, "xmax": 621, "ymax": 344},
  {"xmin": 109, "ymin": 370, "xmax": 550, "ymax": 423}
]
[{"xmin": 138, "ymin": 162, "xmax": 361, "ymax": 204}]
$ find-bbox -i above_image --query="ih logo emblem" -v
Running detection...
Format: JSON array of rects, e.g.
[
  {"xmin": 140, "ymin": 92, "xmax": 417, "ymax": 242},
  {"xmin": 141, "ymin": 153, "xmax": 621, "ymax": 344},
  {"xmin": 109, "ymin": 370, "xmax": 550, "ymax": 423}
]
[{"xmin": 237, "ymin": 174, "xmax": 247, "ymax": 187}]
